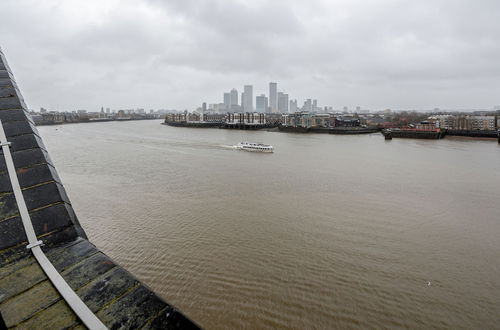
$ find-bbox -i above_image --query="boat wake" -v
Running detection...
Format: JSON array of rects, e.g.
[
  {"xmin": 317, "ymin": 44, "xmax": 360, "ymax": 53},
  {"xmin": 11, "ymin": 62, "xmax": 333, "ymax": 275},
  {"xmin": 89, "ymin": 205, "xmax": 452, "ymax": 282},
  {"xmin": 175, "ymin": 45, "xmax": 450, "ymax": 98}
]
[{"xmin": 220, "ymin": 144, "xmax": 239, "ymax": 150}]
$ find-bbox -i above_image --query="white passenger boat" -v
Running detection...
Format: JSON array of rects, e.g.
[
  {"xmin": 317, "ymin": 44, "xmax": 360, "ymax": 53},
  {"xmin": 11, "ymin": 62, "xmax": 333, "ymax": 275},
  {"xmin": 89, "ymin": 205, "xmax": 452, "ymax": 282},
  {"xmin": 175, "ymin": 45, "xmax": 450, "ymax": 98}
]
[{"xmin": 237, "ymin": 142, "xmax": 274, "ymax": 153}]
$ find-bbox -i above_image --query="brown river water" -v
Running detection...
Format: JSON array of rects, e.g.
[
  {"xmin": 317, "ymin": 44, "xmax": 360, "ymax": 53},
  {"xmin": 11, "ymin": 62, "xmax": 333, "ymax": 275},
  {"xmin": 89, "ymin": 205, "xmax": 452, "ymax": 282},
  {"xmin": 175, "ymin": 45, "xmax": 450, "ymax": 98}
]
[{"xmin": 38, "ymin": 120, "xmax": 500, "ymax": 329}]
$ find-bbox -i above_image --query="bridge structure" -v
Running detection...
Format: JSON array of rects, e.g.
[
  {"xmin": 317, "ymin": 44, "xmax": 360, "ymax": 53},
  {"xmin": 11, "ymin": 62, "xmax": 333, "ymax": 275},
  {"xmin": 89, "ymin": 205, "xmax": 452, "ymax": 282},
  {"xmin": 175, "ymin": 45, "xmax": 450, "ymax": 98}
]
[{"xmin": 0, "ymin": 47, "xmax": 199, "ymax": 329}]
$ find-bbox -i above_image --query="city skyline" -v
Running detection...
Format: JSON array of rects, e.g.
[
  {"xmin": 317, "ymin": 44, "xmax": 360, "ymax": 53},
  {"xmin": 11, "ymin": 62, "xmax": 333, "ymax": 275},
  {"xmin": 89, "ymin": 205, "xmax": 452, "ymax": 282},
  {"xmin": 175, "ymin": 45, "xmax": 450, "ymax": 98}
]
[
  {"xmin": 214, "ymin": 82, "xmax": 299, "ymax": 114},
  {"xmin": 1, "ymin": 0, "xmax": 499, "ymax": 111}
]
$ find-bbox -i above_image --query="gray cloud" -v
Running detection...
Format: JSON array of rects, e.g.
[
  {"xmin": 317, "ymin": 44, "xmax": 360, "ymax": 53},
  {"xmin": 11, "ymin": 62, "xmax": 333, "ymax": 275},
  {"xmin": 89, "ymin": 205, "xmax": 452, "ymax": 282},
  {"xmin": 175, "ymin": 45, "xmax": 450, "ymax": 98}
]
[{"xmin": 0, "ymin": 0, "xmax": 499, "ymax": 111}]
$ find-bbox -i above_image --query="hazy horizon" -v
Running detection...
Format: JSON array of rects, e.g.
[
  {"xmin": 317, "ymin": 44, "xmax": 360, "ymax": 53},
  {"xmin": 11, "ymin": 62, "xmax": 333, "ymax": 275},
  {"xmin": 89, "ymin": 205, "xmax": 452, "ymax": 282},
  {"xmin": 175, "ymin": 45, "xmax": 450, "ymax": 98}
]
[{"xmin": 1, "ymin": 0, "xmax": 499, "ymax": 111}]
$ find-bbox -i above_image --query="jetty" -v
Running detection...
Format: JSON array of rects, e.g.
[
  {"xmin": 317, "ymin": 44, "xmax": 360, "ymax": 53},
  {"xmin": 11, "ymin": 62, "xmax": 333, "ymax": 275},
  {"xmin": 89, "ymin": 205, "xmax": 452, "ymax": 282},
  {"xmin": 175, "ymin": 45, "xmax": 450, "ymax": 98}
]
[
  {"xmin": 382, "ymin": 128, "xmax": 499, "ymax": 140},
  {"xmin": 0, "ymin": 47, "xmax": 199, "ymax": 329},
  {"xmin": 277, "ymin": 125, "xmax": 379, "ymax": 134},
  {"xmin": 381, "ymin": 128, "xmax": 445, "ymax": 139}
]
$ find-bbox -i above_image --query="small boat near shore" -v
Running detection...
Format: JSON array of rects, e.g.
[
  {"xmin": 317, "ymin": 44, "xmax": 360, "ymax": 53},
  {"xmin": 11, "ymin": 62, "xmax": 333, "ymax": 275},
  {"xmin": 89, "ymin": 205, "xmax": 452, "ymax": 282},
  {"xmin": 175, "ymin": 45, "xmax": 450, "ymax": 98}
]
[{"xmin": 237, "ymin": 142, "xmax": 274, "ymax": 153}]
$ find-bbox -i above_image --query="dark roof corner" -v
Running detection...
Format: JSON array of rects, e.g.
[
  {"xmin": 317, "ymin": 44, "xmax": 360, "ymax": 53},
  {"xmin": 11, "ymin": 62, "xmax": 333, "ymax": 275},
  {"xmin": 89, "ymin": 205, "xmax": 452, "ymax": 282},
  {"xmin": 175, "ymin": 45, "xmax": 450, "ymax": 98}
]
[{"xmin": 0, "ymin": 48, "xmax": 199, "ymax": 329}]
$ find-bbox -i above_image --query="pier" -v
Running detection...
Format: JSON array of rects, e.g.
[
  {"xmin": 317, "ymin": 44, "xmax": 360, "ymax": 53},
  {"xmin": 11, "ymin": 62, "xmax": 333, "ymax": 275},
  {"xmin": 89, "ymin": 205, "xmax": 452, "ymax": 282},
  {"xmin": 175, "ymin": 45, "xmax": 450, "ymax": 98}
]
[
  {"xmin": 381, "ymin": 128, "xmax": 445, "ymax": 139},
  {"xmin": 445, "ymin": 129, "xmax": 498, "ymax": 138}
]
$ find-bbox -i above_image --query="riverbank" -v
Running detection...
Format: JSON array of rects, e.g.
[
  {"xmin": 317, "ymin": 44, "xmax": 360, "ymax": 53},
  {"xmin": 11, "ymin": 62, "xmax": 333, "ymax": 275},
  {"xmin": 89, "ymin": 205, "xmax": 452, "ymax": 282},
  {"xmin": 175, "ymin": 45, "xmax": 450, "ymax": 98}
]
[
  {"xmin": 163, "ymin": 121, "xmax": 278, "ymax": 130},
  {"xmin": 382, "ymin": 128, "xmax": 499, "ymax": 141},
  {"xmin": 278, "ymin": 126, "xmax": 380, "ymax": 134},
  {"xmin": 38, "ymin": 120, "xmax": 500, "ymax": 330},
  {"xmin": 34, "ymin": 117, "xmax": 161, "ymax": 126}
]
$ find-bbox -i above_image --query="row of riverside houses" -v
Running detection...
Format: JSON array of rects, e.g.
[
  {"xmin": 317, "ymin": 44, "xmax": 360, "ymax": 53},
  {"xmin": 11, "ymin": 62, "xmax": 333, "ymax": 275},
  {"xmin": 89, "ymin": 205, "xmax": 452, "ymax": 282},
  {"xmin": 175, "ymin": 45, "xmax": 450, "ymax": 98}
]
[
  {"xmin": 165, "ymin": 110, "xmax": 500, "ymax": 133},
  {"xmin": 427, "ymin": 114, "xmax": 498, "ymax": 130},
  {"xmin": 164, "ymin": 111, "xmax": 363, "ymax": 128}
]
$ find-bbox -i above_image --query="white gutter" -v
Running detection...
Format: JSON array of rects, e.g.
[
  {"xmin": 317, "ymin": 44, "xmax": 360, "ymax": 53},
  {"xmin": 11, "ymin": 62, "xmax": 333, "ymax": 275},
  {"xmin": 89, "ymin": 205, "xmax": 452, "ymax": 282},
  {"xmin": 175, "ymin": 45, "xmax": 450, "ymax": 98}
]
[{"xmin": 0, "ymin": 119, "xmax": 107, "ymax": 330}]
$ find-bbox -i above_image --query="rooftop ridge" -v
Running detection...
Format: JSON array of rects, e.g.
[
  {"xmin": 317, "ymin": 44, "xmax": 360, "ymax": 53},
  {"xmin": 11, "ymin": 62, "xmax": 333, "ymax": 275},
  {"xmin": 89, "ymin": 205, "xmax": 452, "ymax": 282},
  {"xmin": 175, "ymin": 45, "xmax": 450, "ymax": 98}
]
[{"xmin": 0, "ymin": 47, "xmax": 199, "ymax": 329}]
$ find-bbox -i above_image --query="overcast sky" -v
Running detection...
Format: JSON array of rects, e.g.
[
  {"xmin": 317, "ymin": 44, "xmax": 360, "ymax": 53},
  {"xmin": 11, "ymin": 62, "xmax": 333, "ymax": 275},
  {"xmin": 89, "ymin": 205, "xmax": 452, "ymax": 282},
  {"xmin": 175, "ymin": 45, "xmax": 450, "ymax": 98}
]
[{"xmin": 1, "ymin": 0, "xmax": 499, "ymax": 111}]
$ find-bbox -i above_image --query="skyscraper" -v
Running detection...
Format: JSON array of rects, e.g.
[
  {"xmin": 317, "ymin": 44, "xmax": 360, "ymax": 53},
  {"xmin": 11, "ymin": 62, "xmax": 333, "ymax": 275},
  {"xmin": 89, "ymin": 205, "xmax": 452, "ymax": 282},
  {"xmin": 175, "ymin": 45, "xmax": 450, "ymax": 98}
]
[
  {"xmin": 256, "ymin": 94, "xmax": 268, "ymax": 113},
  {"xmin": 303, "ymin": 99, "xmax": 312, "ymax": 112},
  {"xmin": 278, "ymin": 92, "xmax": 289, "ymax": 113},
  {"xmin": 230, "ymin": 89, "xmax": 238, "ymax": 106},
  {"xmin": 289, "ymin": 99, "xmax": 298, "ymax": 113},
  {"xmin": 269, "ymin": 82, "xmax": 277, "ymax": 113},
  {"xmin": 223, "ymin": 92, "xmax": 230, "ymax": 110},
  {"xmin": 243, "ymin": 85, "xmax": 253, "ymax": 112}
]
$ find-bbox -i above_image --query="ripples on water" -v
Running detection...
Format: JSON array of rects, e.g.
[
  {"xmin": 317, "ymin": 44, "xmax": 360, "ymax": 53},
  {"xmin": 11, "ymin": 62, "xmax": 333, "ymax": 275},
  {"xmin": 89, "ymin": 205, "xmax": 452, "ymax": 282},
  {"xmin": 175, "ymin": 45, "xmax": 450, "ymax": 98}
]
[{"xmin": 39, "ymin": 120, "xmax": 500, "ymax": 329}]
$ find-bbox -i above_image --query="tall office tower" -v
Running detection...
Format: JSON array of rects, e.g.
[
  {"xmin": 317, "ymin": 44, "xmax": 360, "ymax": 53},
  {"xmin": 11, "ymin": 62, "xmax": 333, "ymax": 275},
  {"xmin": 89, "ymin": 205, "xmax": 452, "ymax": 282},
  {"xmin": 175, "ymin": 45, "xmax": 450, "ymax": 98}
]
[
  {"xmin": 230, "ymin": 89, "xmax": 238, "ymax": 106},
  {"xmin": 223, "ymin": 92, "xmax": 230, "ymax": 110},
  {"xmin": 243, "ymin": 85, "xmax": 253, "ymax": 112},
  {"xmin": 202, "ymin": 102, "xmax": 207, "ymax": 112},
  {"xmin": 241, "ymin": 92, "xmax": 245, "ymax": 111},
  {"xmin": 289, "ymin": 99, "xmax": 298, "ymax": 113},
  {"xmin": 256, "ymin": 94, "xmax": 268, "ymax": 113},
  {"xmin": 303, "ymin": 99, "xmax": 312, "ymax": 112},
  {"xmin": 269, "ymin": 82, "xmax": 277, "ymax": 113},
  {"xmin": 278, "ymin": 92, "xmax": 289, "ymax": 113},
  {"xmin": 313, "ymin": 99, "xmax": 318, "ymax": 112}
]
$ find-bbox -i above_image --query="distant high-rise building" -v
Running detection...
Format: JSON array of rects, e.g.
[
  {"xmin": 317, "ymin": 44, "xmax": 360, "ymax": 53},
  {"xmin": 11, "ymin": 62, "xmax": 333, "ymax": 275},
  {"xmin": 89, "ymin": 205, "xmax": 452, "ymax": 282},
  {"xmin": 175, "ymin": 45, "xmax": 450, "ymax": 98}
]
[
  {"xmin": 312, "ymin": 100, "xmax": 317, "ymax": 112},
  {"xmin": 302, "ymin": 99, "xmax": 312, "ymax": 112},
  {"xmin": 223, "ymin": 93, "xmax": 230, "ymax": 110},
  {"xmin": 278, "ymin": 92, "xmax": 289, "ymax": 113},
  {"xmin": 202, "ymin": 102, "xmax": 207, "ymax": 112},
  {"xmin": 230, "ymin": 89, "xmax": 238, "ymax": 106},
  {"xmin": 256, "ymin": 94, "xmax": 268, "ymax": 113},
  {"xmin": 356, "ymin": 106, "xmax": 361, "ymax": 112},
  {"xmin": 269, "ymin": 82, "xmax": 277, "ymax": 113},
  {"xmin": 243, "ymin": 85, "xmax": 253, "ymax": 112},
  {"xmin": 289, "ymin": 99, "xmax": 298, "ymax": 113}
]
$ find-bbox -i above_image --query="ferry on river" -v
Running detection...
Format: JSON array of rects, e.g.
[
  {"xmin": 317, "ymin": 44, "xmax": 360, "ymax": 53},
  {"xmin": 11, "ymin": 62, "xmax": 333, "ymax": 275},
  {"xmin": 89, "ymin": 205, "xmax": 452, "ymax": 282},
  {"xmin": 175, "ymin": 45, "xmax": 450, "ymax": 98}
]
[{"xmin": 237, "ymin": 142, "xmax": 274, "ymax": 153}]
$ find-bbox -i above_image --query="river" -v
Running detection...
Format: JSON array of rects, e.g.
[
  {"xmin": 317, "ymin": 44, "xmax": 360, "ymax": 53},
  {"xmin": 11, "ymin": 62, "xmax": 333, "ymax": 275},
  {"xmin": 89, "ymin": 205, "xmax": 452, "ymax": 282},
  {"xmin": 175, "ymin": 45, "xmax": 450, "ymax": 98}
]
[{"xmin": 38, "ymin": 120, "xmax": 500, "ymax": 329}]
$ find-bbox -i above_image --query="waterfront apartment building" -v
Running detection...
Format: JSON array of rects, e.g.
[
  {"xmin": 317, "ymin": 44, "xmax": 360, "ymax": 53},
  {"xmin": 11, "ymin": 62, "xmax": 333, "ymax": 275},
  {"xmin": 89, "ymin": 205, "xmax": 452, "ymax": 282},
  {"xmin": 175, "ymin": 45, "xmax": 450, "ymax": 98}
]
[
  {"xmin": 461, "ymin": 116, "xmax": 496, "ymax": 130},
  {"xmin": 283, "ymin": 112, "xmax": 314, "ymax": 128},
  {"xmin": 226, "ymin": 112, "xmax": 266, "ymax": 125},
  {"xmin": 282, "ymin": 112, "xmax": 361, "ymax": 128},
  {"xmin": 166, "ymin": 112, "xmax": 225, "ymax": 123},
  {"xmin": 432, "ymin": 115, "xmax": 455, "ymax": 129},
  {"xmin": 282, "ymin": 112, "xmax": 326, "ymax": 128},
  {"xmin": 433, "ymin": 115, "xmax": 497, "ymax": 130}
]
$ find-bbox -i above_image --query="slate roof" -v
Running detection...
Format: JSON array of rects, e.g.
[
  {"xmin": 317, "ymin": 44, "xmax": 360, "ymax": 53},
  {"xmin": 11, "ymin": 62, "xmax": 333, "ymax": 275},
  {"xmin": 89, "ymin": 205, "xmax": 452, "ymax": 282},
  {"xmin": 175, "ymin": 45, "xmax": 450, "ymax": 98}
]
[{"xmin": 0, "ymin": 47, "xmax": 199, "ymax": 329}]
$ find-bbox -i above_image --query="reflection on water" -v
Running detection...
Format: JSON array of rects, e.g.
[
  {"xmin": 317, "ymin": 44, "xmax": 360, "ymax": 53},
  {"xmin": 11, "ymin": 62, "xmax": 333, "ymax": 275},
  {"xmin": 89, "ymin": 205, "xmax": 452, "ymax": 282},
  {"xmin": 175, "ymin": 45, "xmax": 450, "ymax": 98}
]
[{"xmin": 39, "ymin": 120, "xmax": 500, "ymax": 329}]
